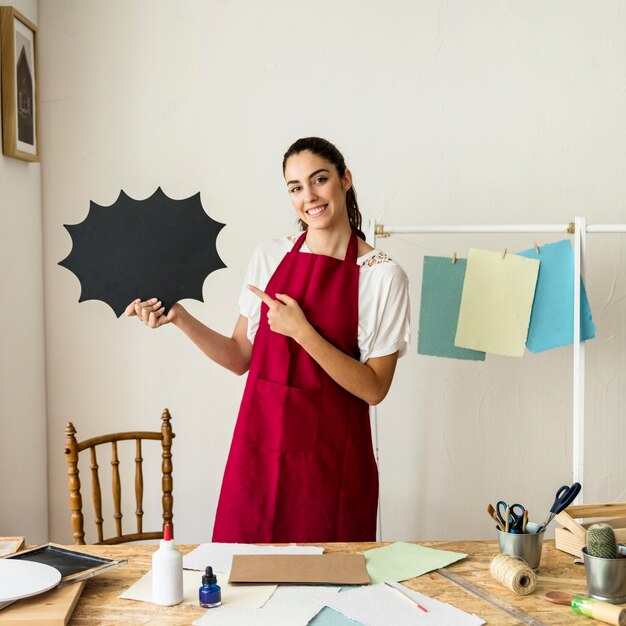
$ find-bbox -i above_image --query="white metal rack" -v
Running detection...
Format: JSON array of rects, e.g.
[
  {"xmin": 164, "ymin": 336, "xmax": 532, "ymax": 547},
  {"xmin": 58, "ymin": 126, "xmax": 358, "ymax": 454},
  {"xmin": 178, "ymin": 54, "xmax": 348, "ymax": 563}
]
[{"xmin": 366, "ymin": 218, "xmax": 626, "ymax": 538}]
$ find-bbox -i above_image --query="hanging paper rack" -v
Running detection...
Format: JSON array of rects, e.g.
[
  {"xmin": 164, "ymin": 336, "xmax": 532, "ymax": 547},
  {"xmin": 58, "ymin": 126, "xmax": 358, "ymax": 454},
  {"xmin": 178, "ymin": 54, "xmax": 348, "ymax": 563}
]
[{"xmin": 365, "ymin": 218, "xmax": 626, "ymax": 539}]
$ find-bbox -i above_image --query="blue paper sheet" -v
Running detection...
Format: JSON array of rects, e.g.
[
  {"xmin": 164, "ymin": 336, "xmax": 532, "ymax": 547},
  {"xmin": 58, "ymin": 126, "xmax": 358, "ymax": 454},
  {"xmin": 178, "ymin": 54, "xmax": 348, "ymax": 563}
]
[
  {"xmin": 517, "ymin": 240, "xmax": 595, "ymax": 352},
  {"xmin": 309, "ymin": 605, "xmax": 363, "ymax": 625}
]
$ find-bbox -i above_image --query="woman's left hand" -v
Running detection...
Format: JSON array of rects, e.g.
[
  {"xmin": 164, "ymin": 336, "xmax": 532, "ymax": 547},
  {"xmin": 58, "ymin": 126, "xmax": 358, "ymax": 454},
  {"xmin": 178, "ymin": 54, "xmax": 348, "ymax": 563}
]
[{"xmin": 248, "ymin": 284, "xmax": 310, "ymax": 341}]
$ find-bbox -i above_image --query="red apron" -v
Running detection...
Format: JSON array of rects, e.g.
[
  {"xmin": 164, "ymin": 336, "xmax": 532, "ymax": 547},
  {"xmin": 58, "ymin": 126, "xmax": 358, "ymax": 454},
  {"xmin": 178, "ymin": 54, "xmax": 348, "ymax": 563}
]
[{"xmin": 212, "ymin": 230, "xmax": 378, "ymax": 542}]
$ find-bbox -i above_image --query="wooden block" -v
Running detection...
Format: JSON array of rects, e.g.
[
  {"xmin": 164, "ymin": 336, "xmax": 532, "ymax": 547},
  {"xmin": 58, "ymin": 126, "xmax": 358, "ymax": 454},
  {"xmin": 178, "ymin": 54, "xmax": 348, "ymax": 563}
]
[
  {"xmin": 555, "ymin": 503, "xmax": 626, "ymax": 558},
  {"xmin": 555, "ymin": 511, "xmax": 586, "ymax": 542},
  {"xmin": 564, "ymin": 503, "xmax": 626, "ymax": 519},
  {"xmin": 555, "ymin": 527, "xmax": 583, "ymax": 558},
  {"xmin": 0, "ymin": 538, "xmax": 25, "ymax": 558},
  {"xmin": 601, "ymin": 516, "xmax": 626, "ymax": 529},
  {"xmin": 0, "ymin": 582, "xmax": 85, "ymax": 626}
]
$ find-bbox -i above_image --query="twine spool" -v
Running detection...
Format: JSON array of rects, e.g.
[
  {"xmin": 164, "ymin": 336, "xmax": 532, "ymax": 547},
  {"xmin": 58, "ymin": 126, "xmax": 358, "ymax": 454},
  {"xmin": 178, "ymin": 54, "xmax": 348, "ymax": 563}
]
[{"xmin": 490, "ymin": 553, "xmax": 537, "ymax": 595}]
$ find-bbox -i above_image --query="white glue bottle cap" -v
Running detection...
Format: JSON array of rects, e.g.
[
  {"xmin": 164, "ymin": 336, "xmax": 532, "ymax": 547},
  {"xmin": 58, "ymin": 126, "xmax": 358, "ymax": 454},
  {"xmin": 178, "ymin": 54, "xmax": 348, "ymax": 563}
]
[{"xmin": 152, "ymin": 523, "xmax": 183, "ymax": 606}]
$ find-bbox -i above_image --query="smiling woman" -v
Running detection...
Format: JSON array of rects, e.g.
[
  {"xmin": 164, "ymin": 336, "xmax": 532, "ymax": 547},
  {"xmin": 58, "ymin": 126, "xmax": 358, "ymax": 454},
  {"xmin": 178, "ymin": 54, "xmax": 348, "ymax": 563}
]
[
  {"xmin": 284, "ymin": 137, "xmax": 362, "ymax": 242},
  {"xmin": 126, "ymin": 137, "xmax": 410, "ymax": 543}
]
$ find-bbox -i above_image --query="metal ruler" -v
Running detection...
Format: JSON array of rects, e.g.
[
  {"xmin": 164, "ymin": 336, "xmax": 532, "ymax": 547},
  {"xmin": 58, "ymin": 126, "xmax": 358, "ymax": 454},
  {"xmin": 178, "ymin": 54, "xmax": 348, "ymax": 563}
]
[{"xmin": 436, "ymin": 568, "xmax": 549, "ymax": 626}]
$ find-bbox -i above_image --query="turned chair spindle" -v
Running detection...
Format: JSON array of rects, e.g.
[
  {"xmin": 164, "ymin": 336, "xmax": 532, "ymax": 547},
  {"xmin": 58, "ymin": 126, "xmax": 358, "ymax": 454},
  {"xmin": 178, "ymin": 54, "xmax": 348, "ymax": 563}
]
[{"xmin": 64, "ymin": 408, "xmax": 175, "ymax": 545}]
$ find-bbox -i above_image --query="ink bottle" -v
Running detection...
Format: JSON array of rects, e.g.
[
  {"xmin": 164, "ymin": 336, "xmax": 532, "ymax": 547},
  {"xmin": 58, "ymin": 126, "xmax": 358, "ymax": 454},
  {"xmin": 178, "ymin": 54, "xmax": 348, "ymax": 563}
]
[{"xmin": 199, "ymin": 565, "xmax": 222, "ymax": 608}]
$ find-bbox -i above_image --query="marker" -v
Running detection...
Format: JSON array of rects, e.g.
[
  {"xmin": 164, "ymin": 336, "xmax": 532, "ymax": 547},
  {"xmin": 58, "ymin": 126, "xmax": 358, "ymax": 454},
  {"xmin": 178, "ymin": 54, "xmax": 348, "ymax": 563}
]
[{"xmin": 384, "ymin": 581, "xmax": 428, "ymax": 612}]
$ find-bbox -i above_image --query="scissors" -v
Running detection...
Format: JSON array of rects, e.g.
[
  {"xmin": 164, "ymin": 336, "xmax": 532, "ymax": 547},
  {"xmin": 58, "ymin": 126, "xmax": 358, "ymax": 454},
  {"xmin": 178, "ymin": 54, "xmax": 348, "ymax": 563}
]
[
  {"xmin": 538, "ymin": 482, "xmax": 582, "ymax": 532},
  {"xmin": 496, "ymin": 501, "xmax": 526, "ymax": 533}
]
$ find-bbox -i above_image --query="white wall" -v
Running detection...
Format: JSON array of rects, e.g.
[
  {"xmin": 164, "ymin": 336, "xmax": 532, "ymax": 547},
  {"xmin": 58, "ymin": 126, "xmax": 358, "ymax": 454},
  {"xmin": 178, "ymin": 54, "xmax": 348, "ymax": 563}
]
[
  {"xmin": 0, "ymin": 0, "xmax": 48, "ymax": 544},
  {"xmin": 37, "ymin": 0, "xmax": 626, "ymax": 544}
]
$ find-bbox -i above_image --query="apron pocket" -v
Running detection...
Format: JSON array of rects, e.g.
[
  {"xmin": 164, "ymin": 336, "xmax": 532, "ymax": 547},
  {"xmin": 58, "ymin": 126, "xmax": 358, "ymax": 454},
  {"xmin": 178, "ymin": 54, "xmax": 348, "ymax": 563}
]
[{"xmin": 249, "ymin": 378, "xmax": 321, "ymax": 455}]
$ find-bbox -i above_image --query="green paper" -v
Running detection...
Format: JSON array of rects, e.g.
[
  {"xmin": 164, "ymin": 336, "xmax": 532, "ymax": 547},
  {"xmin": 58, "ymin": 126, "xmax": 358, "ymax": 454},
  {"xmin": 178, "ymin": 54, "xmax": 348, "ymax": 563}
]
[
  {"xmin": 364, "ymin": 542, "xmax": 467, "ymax": 584},
  {"xmin": 418, "ymin": 256, "xmax": 485, "ymax": 360}
]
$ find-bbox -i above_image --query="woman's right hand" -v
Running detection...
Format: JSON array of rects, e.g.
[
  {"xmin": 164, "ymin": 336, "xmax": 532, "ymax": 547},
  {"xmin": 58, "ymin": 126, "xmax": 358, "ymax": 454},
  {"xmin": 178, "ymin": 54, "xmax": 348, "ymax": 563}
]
[{"xmin": 124, "ymin": 298, "xmax": 179, "ymax": 328}]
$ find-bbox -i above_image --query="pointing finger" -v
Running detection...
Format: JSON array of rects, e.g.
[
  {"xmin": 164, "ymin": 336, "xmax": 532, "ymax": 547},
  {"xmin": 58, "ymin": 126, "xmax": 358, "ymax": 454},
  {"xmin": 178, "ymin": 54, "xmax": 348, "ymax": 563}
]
[
  {"xmin": 248, "ymin": 284, "xmax": 276, "ymax": 307},
  {"xmin": 275, "ymin": 293, "xmax": 295, "ymax": 306}
]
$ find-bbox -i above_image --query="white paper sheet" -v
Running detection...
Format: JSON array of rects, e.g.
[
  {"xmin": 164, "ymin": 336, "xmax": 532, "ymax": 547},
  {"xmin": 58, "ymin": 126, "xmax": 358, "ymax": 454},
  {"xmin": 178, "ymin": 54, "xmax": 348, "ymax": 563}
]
[
  {"xmin": 119, "ymin": 568, "xmax": 277, "ymax": 609},
  {"xmin": 192, "ymin": 585, "xmax": 340, "ymax": 626},
  {"xmin": 325, "ymin": 582, "xmax": 485, "ymax": 626},
  {"xmin": 183, "ymin": 543, "xmax": 325, "ymax": 573}
]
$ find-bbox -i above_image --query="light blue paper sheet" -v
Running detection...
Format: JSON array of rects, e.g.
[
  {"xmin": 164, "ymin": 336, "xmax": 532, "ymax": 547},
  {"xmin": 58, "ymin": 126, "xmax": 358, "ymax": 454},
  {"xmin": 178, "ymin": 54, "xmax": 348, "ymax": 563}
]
[
  {"xmin": 309, "ymin": 605, "xmax": 364, "ymax": 625},
  {"xmin": 517, "ymin": 240, "xmax": 595, "ymax": 352}
]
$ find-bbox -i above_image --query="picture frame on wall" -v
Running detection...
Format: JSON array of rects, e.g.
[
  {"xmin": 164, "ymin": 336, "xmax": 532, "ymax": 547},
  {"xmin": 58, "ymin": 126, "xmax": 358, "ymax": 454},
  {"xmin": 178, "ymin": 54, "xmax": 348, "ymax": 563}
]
[{"xmin": 0, "ymin": 6, "xmax": 39, "ymax": 161}]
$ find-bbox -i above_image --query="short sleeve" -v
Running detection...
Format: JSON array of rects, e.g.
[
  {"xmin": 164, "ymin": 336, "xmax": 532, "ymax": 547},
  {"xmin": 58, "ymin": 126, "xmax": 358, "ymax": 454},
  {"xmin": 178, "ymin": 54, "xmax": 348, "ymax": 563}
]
[
  {"xmin": 238, "ymin": 238, "xmax": 291, "ymax": 343},
  {"xmin": 358, "ymin": 260, "xmax": 411, "ymax": 363}
]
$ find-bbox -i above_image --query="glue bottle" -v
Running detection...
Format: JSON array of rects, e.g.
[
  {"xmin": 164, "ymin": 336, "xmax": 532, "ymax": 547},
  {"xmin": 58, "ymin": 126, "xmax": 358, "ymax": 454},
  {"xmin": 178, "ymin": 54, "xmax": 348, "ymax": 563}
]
[
  {"xmin": 152, "ymin": 523, "xmax": 183, "ymax": 606},
  {"xmin": 199, "ymin": 565, "xmax": 222, "ymax": 608}
]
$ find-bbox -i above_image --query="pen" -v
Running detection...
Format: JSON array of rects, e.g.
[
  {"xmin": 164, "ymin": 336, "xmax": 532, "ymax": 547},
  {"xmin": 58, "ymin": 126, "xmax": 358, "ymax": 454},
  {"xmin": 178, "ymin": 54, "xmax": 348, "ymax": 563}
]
[{"xmin": 384, "ymin": 581, "xmax": 428, "ymax": 612}]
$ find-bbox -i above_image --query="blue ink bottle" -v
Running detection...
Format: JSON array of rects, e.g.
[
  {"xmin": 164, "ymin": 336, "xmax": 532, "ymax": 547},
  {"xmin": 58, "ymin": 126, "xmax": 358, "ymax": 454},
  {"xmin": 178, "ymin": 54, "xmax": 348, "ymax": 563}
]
[{"xmin": 199, "ymin": 565, "xmax": 221, "ymax": 608}]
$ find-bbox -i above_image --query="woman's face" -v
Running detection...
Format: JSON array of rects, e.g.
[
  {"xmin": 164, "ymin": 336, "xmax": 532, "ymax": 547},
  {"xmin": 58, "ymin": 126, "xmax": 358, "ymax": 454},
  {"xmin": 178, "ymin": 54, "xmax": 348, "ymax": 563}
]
[{"xmin": 284, "ymin": 150, "xmax": 352, "ymax": 233}]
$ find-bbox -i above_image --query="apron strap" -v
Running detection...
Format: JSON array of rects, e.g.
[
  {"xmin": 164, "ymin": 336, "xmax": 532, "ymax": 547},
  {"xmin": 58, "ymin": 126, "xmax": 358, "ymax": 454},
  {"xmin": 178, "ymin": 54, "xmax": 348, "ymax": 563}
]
[
  {"xmin": 344, "ymin": 229, "xmax": 358, "ymax": 264},
  {"xmin": 292, "ymin": 229, "xmax": 359, "ymax": 264},
  {"xmin": 292, "ymin": 231, "xmax": 308, "ymax": 252}
]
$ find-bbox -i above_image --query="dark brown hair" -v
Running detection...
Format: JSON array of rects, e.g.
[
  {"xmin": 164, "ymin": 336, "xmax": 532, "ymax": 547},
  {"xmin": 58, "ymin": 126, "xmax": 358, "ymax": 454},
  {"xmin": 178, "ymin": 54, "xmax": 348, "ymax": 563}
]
[{"xmin": 282, "ymin": 137, "xmax": 365, "ymax": 240}]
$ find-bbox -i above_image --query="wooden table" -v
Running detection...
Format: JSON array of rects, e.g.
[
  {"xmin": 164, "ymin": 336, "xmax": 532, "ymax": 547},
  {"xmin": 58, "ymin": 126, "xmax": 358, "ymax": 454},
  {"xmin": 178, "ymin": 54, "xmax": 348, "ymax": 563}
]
[{"xmin": 59, "ymin": 541, "xmax": 598, "ymax": 624}]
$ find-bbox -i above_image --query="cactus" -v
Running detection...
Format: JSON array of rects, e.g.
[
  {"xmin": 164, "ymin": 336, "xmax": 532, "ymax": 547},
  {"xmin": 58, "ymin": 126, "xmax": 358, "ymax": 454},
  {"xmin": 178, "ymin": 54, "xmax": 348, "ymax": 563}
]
[{"xmin": 586, "ymin": 523, "xmax": 618, "ymax": 559}]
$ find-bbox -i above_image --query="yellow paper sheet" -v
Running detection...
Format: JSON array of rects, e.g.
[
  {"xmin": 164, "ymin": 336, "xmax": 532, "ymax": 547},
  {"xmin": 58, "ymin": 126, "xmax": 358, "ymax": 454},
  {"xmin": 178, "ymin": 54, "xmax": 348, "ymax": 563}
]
[{"xmin": 455, "ymin": 249, "xmax": 539, "ymax": 357}]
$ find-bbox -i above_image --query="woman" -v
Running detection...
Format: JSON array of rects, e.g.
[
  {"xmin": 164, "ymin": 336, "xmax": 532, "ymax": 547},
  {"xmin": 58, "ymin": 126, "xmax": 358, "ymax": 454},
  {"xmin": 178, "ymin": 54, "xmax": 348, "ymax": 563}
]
[{"xmin": 127, "ymin": 137, "xmax": 410, "ymax": 542}]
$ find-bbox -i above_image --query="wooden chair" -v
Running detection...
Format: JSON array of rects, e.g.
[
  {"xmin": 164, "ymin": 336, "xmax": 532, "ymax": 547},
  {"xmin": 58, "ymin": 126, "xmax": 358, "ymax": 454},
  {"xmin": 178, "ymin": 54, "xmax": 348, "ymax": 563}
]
[{"xmin": 64, "ymin": 408, "xmax": 175, "ymax": 545}]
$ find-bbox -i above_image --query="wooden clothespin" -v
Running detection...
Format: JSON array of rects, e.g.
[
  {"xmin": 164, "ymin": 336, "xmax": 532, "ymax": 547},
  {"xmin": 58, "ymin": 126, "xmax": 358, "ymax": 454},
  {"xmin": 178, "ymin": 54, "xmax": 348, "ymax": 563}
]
[
  {"xmin": 502, "ymin": 248, "xmax": 507, "ymax": 259},
  {"xmin": 534, "ymin": 242, "xmax": 540, "ymax": 254},
  {"xmin": 451, "ymin": 252, "xmax": 457, "ymax": 264}
]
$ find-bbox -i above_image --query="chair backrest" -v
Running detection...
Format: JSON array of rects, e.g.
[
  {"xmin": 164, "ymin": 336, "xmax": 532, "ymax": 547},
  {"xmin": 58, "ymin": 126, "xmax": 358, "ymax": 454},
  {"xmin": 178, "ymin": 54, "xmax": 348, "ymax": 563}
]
[{"xmin": 64, "ymin": 408, "xmax": 175, "ymax": 545}]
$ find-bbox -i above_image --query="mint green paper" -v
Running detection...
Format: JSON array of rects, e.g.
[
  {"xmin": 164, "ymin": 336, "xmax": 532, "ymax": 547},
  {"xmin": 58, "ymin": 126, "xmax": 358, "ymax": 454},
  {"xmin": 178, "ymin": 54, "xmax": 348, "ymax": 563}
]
[
  {"xmin": 364, "ymin": 542, "xmax": 467, "ymax": 584},
  {"xmin": 418, "ymin": 256, "xmax": 485, "ymax": 360}
]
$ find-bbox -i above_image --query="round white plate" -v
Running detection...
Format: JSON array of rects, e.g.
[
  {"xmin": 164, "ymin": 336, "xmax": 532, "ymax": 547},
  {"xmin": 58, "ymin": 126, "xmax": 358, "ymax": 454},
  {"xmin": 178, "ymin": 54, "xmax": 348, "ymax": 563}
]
[{"xmin": 0, "ymin": 559, "xmax": 62, "ymax": 602}]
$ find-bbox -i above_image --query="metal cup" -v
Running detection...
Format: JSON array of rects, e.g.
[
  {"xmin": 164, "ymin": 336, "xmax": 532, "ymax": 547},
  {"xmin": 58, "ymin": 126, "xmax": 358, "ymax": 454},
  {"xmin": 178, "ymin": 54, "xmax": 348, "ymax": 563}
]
[
  {"xmin": 582, "ymin": 547, "xmax": 626, "ymax": 604},
  {"xmin": 497, "ymin": 526, "xmax": 545, "ymax": 570}
]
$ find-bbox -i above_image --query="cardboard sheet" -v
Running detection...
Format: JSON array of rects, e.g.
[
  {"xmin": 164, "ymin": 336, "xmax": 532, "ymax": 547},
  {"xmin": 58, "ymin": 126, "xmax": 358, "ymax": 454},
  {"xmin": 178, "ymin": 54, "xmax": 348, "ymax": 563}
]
[
  {"xmin": 418, "ymin": 256, "xmax": 485, "ymax": 361},
  {"xmin": 228, "ymin": 554, "xmax": 370, "ymax": 585},
  {"xmin": 364, "ymin": 542, "xmax": 466, "ymax": 584},
  {"xmin": 517, "ymin": 239, "xmax": 595, "ymax": 352},
  {"xmin": 455, "ymin": 248, "xmax": 540, "ymax": 356}
]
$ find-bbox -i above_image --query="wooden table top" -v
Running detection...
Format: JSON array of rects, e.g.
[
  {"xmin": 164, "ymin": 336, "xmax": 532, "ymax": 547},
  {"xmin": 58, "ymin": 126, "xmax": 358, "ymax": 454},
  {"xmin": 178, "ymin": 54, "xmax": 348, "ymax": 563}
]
[{"xmin": 67, "ymin": 540, "xmax": 596, "ymax": 625}]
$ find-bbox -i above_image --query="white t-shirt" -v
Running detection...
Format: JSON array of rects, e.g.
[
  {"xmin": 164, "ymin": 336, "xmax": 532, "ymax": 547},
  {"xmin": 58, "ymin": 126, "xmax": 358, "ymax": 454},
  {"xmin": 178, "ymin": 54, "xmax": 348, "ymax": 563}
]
[{"xmin": 239, "ymin": 235, "xmax": 411, "ymax": 363}]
